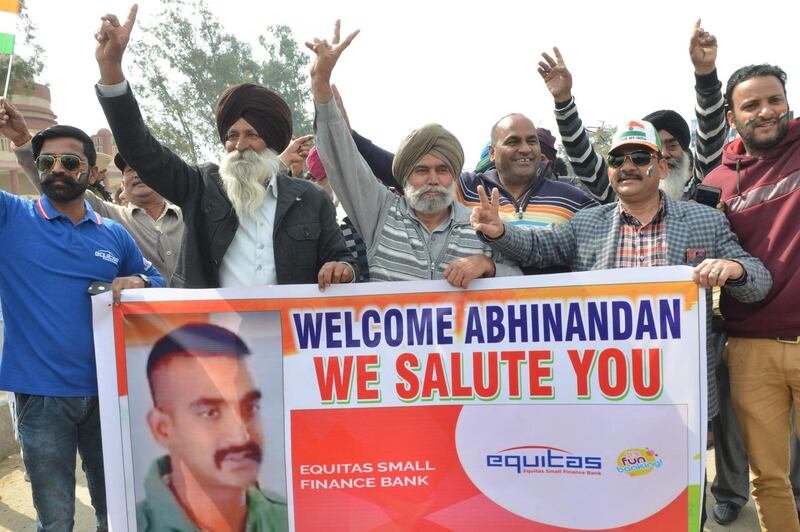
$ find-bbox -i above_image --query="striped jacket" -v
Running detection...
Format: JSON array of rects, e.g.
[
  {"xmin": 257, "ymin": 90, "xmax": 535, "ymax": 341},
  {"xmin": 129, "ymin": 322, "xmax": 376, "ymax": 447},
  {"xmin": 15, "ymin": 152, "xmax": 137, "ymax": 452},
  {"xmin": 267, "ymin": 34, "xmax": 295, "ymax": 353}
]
[
  {"xmin": 351, "ymin": 131, "xmax": 597, "ymax": 276},
  {"xmin": 556, "ymin": 71, "xmax": 728, "ymax": 203},
  {"xmin": 483, "ymin": 195, "xmax": 773, "ymax": 417},
  {"xmin": 315, "ymin": 100, "xmax": 521, "ymax": 282},
  {"xmin": 368, "ymin": 198, "xmax": 519, "ymax": 282}
]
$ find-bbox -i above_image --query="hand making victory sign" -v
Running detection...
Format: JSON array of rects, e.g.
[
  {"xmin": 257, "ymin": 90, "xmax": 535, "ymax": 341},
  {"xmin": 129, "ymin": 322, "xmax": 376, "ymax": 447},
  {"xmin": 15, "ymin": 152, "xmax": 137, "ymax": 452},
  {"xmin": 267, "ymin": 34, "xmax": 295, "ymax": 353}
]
[
  {"xmin": 95, "ymin": 4, "xmax": 138, "ymax": 85},
  {"xmin": 538, "ymin": 47, "xmax": 573, "ymax": 103},
  {"xmin": 306, "ymin": 20, "xmax": 360, "ymax": 102},
  {"xmin": 470, "ymin": 185, "xmax": 506, "ymax": 240}
]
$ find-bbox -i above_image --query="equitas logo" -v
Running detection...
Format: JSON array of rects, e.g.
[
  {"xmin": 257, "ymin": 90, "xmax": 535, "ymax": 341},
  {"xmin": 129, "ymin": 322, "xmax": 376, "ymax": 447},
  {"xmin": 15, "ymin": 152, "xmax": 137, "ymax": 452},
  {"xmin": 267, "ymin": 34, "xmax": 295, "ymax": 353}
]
[{"xmin": 486, "ymin": 445, "xmax": 602, "ymax": 475}]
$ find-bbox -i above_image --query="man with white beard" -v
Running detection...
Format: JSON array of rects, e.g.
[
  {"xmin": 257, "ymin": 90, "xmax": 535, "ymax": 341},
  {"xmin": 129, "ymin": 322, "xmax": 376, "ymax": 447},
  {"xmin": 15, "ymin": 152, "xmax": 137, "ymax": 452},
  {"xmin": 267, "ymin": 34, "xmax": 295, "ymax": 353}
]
[
  {"xmin": 641, "ymin": 109, "xmax": 695, "ymax": 199},
  {"xmin": 93, "ymin": 6, "xmax": 358, "ymax": 289},
  {"xmin": 309, "ymin": 22, "xmax": 520, "ymax": 286}
]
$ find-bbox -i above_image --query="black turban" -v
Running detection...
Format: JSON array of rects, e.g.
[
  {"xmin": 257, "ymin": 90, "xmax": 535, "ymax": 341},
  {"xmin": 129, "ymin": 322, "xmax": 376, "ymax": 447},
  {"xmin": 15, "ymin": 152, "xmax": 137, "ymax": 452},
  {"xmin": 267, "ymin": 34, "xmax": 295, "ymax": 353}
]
[
  {"xmin": 114, "ymin": 153, "xmax": 128, "ymax": 172},
  {"xmin": 642, "ymin": 110, "xmax": 690, "ymax": 153},
  {"xmin": 214, "ymin": 83, "xmax": 293, "ymax": 153}
]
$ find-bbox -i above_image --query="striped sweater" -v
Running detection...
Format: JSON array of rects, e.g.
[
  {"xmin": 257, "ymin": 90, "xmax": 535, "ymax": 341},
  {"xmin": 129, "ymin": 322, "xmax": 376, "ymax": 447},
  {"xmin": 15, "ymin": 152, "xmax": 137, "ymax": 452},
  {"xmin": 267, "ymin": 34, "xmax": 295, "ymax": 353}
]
[
  {"xmin": 314, "ymin": 99, "xmax": 521, "ymax": 282},
  {"xmin": 556, "ymin": 70, "xmax": 728, "ymax": 203},
  {"xmin": 368, "ymin": 198, "xmax": 514, "ymax": 282},
  {"xmin": 351, "ymin": 127, "xmax": 598, "ymax": 276}
]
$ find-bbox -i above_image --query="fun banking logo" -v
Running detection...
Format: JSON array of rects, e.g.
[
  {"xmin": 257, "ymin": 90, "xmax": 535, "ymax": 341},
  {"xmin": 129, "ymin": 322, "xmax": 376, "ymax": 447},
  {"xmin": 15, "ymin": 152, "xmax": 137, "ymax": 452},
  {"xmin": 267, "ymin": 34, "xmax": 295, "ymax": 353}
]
[
  {"xmin": 486, "ymin": 445, "xmax": 603, "ymax": 476},
  {"xmin": 616, "ymin": 448, "xmax": 663, "ymax": 477}
]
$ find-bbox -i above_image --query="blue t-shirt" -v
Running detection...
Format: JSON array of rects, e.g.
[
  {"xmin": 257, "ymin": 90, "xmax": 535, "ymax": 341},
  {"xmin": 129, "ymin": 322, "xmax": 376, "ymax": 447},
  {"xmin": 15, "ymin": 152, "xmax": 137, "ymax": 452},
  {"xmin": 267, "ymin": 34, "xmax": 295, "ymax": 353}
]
[{"xmin": 0, "ymin": 191, "xmax": 164, "ymax": 396}]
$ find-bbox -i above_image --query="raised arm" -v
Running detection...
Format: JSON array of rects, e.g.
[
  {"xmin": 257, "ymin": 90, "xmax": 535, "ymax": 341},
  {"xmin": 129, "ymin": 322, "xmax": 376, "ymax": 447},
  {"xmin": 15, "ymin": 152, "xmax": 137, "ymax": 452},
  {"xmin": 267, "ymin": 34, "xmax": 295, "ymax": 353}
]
[
  {"xmin": 539, "ymin": 48, "xmax": 614, "ymax": 204},
  {"xmin": 307, "ymin": 21, "xmax": 392, "ymax": 247},
  {"xmin": 0, "ymin": 98, "xmax": 39, "ymax": 190},
  {"xmin": 94, "ymin": 4, "xmax": 201, "ymax": 207},
  {"xmin": 330, "ymin": 85, "xmax": 401, "ymax": 190},
  {"xmin": 689, "ymin": 19, "xmax": 728, "ymax": 185}
]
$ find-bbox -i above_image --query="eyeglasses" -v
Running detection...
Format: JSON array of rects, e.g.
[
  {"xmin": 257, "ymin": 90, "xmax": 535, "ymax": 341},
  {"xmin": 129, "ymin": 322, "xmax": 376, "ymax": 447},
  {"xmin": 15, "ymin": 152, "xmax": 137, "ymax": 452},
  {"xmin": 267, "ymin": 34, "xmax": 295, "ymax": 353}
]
[
  {"xmin": 35, "ymin": 154, "xmax": 85, "ymax": 173},
  {"xmin": 606, "ymin": 151, "xmax": 660, "ymax": 169}
]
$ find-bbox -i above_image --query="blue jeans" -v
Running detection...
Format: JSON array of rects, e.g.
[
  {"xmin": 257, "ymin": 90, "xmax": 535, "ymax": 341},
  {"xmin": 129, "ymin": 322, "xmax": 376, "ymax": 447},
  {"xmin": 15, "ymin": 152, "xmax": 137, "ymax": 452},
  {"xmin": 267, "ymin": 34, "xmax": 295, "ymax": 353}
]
[{"xmin": 15, "ymin": 394, "xmax": 108, "ymax": 532}]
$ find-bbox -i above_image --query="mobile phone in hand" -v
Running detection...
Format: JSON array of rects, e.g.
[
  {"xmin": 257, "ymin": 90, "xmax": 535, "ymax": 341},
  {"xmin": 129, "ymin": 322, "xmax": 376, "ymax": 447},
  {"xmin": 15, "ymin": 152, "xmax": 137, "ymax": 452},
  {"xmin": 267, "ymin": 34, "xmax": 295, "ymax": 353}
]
[
  {"xmin": 693, "ymin": 184, "xmax": 722, "ymax": 208},
  {"xmin": 87, "ymin": 281, "xmax": 112, "ymax": 296}
]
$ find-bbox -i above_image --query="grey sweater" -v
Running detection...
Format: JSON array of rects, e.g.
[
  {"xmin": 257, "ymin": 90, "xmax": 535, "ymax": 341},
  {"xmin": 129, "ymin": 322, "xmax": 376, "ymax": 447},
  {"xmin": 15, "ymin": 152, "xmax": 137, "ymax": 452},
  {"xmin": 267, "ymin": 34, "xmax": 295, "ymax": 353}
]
[{"xmin": 314, "ymin": 99, "xmax": 521, "ymax": 282}]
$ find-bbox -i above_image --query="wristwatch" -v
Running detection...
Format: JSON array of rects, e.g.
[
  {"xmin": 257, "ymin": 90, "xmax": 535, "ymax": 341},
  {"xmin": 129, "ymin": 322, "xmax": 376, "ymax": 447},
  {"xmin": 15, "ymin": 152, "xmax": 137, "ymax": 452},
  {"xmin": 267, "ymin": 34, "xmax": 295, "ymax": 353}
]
[{"xmin": 135, "ymin": 274, "xmax": 152, "ymax": 288}]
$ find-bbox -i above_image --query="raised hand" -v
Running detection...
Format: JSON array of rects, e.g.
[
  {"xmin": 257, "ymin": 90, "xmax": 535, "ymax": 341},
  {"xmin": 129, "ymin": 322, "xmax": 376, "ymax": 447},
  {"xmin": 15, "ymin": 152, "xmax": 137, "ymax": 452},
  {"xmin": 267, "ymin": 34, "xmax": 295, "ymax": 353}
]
[
  {"xmin": 305, "ymin": 20, "xmax": 359, "ymax": 102},
  {"xmin": 538, "ymin": 47, "xmax": 573, "ymax": 102},
  {"xmin": 0, "ymin": 98, "xmax": 32, "ymax": 146},
  {"xmin": 280, "ymin": 134, "xmax": 315, "ymax": 172},
  {"xmin": 470, "ymin": 185, "xmax": 505, "ymax": 239},
  {"xmin": 95, "ymin": 4, "xmax": 138, "ymax": 84},
  {"xmin": 689, "ymin": 19, "xmax": 717, "ymax": 76}
]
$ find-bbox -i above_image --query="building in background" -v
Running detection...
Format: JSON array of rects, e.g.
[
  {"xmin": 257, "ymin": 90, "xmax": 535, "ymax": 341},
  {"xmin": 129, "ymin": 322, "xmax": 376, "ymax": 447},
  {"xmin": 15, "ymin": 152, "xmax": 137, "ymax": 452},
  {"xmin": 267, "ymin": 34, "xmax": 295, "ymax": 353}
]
[{"xmin": 0, "ymin": 82, "xmax": 121, "ymax": 197}]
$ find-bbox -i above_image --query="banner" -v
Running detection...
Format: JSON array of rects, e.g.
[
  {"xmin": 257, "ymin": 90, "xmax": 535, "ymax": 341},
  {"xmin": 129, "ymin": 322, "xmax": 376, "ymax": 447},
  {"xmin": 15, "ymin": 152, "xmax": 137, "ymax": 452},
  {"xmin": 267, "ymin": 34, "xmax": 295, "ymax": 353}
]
[{"xmin": 92, "ymin": 266, "xmax": 706, "ymax": 531}]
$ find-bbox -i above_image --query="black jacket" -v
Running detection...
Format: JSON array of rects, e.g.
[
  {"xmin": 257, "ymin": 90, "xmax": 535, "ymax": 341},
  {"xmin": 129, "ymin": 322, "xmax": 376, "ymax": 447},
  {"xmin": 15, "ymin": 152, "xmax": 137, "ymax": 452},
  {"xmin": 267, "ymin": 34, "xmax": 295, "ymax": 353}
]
[{"xmin": 97, "ymin": 86, "xmax": 357, "ymax": 288}]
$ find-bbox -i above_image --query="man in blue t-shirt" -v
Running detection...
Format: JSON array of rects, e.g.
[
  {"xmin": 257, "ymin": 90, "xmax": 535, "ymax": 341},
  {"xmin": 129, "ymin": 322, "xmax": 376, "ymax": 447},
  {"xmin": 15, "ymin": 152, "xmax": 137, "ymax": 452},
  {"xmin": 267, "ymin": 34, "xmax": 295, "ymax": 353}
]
[{"xmin": 0, "ymin": 122, "xmax": 164, "ymax": 531}]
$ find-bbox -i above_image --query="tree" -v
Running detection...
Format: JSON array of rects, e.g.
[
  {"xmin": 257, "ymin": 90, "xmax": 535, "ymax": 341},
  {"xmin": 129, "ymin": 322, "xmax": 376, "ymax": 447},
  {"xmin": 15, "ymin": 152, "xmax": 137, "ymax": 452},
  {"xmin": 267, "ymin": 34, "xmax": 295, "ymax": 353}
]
[
  {"xmin": 0, "ymin": 0, "xmax": 46, "ymax": 96},
  {"xmin": 556, "ymin": 143, "xmax": 574, "ymax": 176},
  {"xmin": 587, "ymin": 122, "xmax": 618, "ymax": 160},
  {"xmin": 129, "ymin": 0, "xmax": 312, "ymax": 163}
]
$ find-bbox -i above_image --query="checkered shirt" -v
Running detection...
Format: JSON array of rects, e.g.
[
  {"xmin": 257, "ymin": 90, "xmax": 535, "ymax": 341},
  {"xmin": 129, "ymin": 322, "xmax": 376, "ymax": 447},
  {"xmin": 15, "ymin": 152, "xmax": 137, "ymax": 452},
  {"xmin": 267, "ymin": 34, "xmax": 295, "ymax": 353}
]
[{"xmin": 614, "ymin": 196, "xmax": 668, "ymax": 268}]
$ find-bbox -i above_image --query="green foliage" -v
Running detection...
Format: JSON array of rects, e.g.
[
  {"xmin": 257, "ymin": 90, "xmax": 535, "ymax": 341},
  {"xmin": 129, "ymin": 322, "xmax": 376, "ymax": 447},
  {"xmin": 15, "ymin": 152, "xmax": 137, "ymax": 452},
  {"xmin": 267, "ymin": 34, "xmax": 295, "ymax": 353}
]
[
  {"xmin": 129, "ymin": 0, "xmax": 312, "ymax": 163},
  {"xmin": 589, "ymin": 123, "xmax": 618, "ymax": 160},
  {"xmin": 0, "ymin": 0, "xmax": 46, "ymax": 96},
  {"xmin": 556, "ymin": 143, "xmax": 575, "ymax": 176}
]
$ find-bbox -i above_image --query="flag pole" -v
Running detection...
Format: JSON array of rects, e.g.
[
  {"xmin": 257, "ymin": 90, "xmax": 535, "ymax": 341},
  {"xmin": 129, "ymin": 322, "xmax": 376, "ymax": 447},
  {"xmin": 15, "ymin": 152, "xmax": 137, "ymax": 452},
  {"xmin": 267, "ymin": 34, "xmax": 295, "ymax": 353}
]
[{"xmin": 2, "ymin": 53, "xmax": 12, "ymax": 99}]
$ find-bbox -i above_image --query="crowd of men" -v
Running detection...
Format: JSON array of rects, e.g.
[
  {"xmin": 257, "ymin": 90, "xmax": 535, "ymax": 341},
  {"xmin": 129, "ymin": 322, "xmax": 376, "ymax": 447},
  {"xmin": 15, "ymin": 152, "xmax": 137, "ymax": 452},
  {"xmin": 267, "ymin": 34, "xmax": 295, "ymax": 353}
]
[{"xmin": 0, "ymin": 6, "xmax": 796, "ymax": 532}]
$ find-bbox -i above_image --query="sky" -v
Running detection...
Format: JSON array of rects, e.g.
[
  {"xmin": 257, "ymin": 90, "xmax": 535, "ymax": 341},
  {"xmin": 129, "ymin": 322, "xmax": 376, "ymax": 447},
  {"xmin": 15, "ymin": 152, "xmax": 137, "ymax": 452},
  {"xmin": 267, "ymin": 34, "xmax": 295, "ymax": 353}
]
[{"xmin": 19, "ymin": 0, "xmax": 799, "ymax": 167}]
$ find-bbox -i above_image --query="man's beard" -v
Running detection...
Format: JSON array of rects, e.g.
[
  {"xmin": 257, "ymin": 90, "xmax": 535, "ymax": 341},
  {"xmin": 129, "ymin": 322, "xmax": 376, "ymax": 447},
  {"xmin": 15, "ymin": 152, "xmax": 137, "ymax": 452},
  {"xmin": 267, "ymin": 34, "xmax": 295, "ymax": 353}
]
[
  {"xmin": 404, "ymin": 182, "xmax": 456, "ymax": 214},
  {"xmin": 659, "ymin": 151, "xmax": 691, "ymax": 200},
  {"xmin": 219, "ymin": 148, "xmax": 282, "ymax": 218},
  {"xmin": 735, "ymin": 114, "xmax": 790, "ymax": 154},
  {"xmin": 40, "ymin": 172, "xmax": 88, "ymax": 203}
]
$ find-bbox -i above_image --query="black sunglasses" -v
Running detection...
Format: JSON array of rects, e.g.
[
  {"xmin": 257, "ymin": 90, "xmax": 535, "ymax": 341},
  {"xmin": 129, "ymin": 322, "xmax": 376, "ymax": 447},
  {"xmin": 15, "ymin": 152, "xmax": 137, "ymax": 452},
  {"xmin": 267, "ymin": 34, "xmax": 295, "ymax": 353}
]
[
  {"xmin": 606, "ymin": 150, "xmax": 660, "ymax": 169},
  {"xmin": 35, "ymin": 154, "xmax": 85, "ymax": 173}
]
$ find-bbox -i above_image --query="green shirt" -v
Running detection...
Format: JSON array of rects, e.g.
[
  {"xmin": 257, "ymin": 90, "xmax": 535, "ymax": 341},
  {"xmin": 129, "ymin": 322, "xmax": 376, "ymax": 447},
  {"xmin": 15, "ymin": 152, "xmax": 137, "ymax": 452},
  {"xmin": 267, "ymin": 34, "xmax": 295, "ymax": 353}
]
[{"xmin": 136, "ymin": 456, "xmax": 289, "ymax": 532}]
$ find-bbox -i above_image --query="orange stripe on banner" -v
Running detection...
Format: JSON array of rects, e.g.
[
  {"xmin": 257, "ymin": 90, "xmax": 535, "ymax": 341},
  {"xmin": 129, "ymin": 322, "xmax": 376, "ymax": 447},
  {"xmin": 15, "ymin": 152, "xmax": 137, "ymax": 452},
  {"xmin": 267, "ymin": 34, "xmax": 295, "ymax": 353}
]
[
  {"xmin": 113, "ymin": 304, "xmax": 128, "ymax": 397},
  {"xmin": 0, "ymin": 0, "xmax": 20, "ymax": 14},
  {"xmin": 116, "ymin": 280, "xmax": 698, "ymax": 360},
  {"xmin": 123, "ymin": 314, "xmax": 212, "ymax": 345}
]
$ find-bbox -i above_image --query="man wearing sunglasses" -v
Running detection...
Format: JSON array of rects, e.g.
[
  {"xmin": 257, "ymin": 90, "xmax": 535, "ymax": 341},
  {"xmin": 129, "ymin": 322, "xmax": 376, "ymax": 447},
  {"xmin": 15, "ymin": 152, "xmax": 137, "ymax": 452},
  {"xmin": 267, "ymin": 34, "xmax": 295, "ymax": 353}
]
[
  {"xmin": 93, "ymin": 6, "xmax": 358, "ymax": 291},
  {"xmin": 472, "ymin": 118, "xmax": 771, "ymax": 432},
  {"xmin": 1, "ymin": 99, "xmax": 185, "ymax": 287},
  {"xmin": 0, "ymin": 121, "xmax": 165, "ymax": 530}
]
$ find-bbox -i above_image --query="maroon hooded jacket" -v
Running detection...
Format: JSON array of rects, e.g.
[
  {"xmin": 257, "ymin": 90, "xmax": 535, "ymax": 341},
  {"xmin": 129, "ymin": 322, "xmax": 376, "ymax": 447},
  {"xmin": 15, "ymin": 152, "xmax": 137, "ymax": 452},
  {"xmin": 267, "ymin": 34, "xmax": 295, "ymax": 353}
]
[{"xmin": 704, "ymin": 117, "xmax": 800, "ymax": 337}]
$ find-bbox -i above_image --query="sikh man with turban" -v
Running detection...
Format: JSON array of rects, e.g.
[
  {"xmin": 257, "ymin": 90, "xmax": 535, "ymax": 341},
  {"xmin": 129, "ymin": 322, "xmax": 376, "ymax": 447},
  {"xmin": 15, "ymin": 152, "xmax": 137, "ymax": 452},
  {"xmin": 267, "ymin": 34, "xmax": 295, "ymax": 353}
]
[
  {"xmin": 327, "ymin": 71, "xmax": 598, "ymax": 278},
  {"xmin": 93, "ymin": 6, "xmax": 358, "ymax": 289},
  {"xmin": 308, "ymin": 22, "xmax": 520, "ymax": 286}
]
